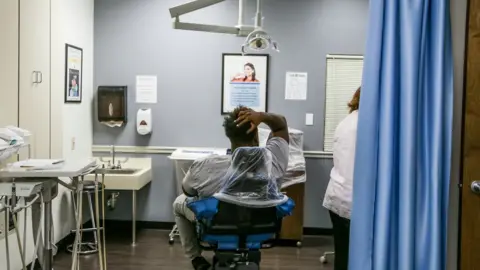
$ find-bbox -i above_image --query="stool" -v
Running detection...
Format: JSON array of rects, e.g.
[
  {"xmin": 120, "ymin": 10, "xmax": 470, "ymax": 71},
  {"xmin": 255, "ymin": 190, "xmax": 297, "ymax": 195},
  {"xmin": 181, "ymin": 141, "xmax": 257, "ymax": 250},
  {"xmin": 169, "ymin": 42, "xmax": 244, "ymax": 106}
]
[{"xmin": 67, "ymin": 180, "xmax": 105, "ymax": 255}]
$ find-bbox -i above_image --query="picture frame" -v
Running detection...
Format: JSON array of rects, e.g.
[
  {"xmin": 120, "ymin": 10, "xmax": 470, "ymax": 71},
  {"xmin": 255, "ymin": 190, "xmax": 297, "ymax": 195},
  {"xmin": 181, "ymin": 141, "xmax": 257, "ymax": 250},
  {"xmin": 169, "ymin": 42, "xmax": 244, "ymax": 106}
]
[
  {"xmin": 221, "ymin": 53, "xmax": 269, "ymax": 114},
  {"xmin": 64, "ymin": 44, "xmax": 83, "ymax": 103}
]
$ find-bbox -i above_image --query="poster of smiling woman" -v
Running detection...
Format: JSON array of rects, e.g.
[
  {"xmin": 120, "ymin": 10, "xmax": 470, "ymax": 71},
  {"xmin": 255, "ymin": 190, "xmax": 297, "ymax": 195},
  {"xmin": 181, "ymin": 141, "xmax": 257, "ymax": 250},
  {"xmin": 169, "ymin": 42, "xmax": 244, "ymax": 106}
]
[{"xmin": 221, "ymin": 53, "xmax": 269, "ymax": 114}]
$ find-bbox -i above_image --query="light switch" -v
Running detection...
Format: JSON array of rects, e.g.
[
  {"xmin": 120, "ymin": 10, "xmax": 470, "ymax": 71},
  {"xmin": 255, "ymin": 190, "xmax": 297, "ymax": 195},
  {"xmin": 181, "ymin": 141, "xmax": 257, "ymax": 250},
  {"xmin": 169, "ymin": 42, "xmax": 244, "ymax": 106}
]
[{"xmin": 305, "ymin": 113, "xmax": 314, "ymax": 126}]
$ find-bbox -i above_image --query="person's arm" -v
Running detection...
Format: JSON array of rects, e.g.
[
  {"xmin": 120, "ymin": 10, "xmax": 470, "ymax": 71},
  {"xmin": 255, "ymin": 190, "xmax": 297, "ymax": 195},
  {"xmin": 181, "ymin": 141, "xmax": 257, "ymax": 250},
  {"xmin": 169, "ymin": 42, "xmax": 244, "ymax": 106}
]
[
  {"xmin": 260, "ymin": 113, "xmax": 289, "ymax": 143},
  {"xmin": 181, "ymin": 169, "xmax": 198, "ymax": 197},
  {"xmin": 182, "ymin": 159, "xmax": 206, "ymax": 197},
  {"xmin": 236, "ymin": 109, "xmax": 290, "ymax": 144},
  {"xmin": 265, "ymin": 136, "xmax": 290, "ymax": 178}
]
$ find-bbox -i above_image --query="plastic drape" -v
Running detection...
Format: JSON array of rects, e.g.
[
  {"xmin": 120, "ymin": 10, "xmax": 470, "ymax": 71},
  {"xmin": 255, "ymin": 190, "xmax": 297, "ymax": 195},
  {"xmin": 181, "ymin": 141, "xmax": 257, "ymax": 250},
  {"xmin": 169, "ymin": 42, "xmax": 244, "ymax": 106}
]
[
  {"xmin": 214, "ymin": 147, "xmax": 288, "ymax": 208},
  {"xmin": 258, "ymin": 127, "xmax": 306, "ymax": 188}
]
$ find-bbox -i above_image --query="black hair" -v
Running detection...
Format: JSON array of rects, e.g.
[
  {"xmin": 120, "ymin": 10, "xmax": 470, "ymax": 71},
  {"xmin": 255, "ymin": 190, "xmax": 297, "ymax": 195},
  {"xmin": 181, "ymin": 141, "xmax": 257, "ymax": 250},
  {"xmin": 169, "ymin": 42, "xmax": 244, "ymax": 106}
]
[
  {"xmin": 223, "ymin": 106, "xmax": 257, "ymax": 144},
  {"xmin": 243, "ymin": 63, "xmax": 256, "ymax": 82}
]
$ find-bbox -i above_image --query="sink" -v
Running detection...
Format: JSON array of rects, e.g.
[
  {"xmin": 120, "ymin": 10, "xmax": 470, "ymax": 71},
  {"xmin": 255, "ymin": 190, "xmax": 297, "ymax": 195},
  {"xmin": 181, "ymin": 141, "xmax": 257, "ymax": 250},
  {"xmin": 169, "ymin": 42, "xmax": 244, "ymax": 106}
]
[{"xmin": 93, "ymin": 168, "xmax": 140, "ymax": 175}]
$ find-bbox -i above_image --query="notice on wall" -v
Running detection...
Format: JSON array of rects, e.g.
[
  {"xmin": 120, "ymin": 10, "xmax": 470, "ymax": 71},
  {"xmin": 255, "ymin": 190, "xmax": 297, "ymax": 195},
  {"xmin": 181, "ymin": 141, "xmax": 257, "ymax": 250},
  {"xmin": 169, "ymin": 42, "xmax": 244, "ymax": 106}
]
[
  {"xmin": 285, "ymin": 72, "xmax": 308, "ymax": 100},
  {"xmin": 136, "ymin": 75, "xmax": 157, "ymax": 104}
]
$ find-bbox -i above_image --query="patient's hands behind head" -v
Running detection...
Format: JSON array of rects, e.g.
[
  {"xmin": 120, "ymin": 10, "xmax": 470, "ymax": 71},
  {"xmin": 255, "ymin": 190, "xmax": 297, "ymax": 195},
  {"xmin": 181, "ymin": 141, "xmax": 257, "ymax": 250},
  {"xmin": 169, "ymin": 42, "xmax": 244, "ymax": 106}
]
[{"xmin": 235, "ymin": 108, "xmax": 264, "ymax": 134}]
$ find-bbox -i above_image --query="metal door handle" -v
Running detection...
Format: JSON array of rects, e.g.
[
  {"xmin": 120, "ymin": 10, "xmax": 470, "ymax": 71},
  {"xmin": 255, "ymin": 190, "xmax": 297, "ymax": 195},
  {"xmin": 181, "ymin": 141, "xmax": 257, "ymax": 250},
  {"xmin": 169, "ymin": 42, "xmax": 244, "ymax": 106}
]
[
  {"xmin": 32, "ymin": 71, "xmax": 38, "ymax": 83},
  {"xmin": 38, "ymin": 72, "xmax": 43, "ymax": 83},
  {"xmin": 471, "ymin": 181, "xmax": 480, "ymax": 194}
]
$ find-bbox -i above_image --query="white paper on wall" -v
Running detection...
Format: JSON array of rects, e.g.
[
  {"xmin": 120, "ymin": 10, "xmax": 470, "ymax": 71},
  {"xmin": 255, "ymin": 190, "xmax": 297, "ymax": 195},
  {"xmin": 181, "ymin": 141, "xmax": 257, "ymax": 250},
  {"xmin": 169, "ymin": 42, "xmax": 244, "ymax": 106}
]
[
  {"xmin": 136, "ymin": 75, "xmax": 157, "ymax": 104},
  {"xmin": 285, "ymin": 72, "xmax": 308, "ymax": 100}
]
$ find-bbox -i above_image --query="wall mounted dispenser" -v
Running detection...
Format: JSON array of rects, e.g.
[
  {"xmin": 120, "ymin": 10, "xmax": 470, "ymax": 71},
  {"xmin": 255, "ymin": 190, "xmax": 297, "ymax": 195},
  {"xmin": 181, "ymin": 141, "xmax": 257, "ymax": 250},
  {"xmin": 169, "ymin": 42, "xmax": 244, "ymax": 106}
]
[
  {"xmin": 136, "ymin": 108, "xmax": 152, "ymax": 135},
  {"xmin": 97, "ymin": 86, "xmax": 128, "ymax": 127}
]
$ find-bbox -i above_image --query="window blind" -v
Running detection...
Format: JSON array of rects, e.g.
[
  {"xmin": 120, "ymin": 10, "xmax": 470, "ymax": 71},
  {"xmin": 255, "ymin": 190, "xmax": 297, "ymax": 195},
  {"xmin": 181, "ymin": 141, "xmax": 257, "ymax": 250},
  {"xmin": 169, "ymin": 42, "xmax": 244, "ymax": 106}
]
[{"xmin": 323, "ymin": 55, "xmax": 364, "ymax": 152}]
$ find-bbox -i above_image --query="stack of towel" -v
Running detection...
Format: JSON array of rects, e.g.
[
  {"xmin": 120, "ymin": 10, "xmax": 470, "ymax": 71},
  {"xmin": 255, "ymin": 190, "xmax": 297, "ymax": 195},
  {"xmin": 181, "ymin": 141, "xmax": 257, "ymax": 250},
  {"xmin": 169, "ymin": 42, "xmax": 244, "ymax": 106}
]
[
  {"xmin": 0, "ymin": 126, "xmax": 31, "ymax": 162},
  {"xmin": 0, "ymin": 126, "xmax": 31, "ymax": 147}
]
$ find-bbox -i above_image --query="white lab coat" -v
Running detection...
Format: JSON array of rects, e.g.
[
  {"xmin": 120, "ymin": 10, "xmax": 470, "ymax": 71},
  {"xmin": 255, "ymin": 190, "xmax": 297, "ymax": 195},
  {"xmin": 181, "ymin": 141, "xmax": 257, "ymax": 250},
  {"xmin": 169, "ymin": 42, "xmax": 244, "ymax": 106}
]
[{"xmin": 323, "ymin": 110, "xmax": 358, "ymax": 219}]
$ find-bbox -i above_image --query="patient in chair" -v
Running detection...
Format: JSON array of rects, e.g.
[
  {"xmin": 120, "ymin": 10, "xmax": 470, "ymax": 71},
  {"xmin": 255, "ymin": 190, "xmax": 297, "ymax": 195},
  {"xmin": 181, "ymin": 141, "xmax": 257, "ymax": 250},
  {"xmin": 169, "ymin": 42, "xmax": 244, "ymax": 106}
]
[{"xmin": 173, "ymin": 106, "xmax": 290, "ymax": 270}]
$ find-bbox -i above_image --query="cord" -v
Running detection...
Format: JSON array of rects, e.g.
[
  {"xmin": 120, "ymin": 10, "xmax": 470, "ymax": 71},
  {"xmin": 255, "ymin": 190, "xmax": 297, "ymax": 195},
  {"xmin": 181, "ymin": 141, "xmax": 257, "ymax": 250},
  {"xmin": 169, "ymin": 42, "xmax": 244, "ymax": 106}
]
[
  {"xmin": 22, "ymin": 202, "xmax": 26, "ymax": 268},
  {"xmin": 4, "ymin": 197, "xmax": 11, "ymax": 270},
  {"xmin": 30, "ymin": 193, "xmax": 43, "ymax": 270},
  {"xmin": 13, "ymin": 213, "xmax": 26, "ymax": 270}
]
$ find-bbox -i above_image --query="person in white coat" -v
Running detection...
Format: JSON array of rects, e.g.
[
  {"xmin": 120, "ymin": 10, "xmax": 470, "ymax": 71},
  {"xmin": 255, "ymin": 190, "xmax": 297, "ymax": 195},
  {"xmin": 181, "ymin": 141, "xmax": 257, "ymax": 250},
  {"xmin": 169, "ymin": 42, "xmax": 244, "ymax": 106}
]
[{"xmin": 323, "ymin": 87, "xmax": 360, "ymax": 270}]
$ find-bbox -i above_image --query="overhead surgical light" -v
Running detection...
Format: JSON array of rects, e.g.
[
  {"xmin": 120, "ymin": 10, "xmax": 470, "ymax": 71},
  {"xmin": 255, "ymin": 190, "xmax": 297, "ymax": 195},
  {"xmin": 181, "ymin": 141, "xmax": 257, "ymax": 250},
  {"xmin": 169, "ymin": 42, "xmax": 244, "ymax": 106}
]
[
  {"xmin": 242, "ymin": 29, "xmax": 279, "ymax": 54},
  {"xmin": 169, "ymin": 0, "xmax": 279, "ymax": 55}
]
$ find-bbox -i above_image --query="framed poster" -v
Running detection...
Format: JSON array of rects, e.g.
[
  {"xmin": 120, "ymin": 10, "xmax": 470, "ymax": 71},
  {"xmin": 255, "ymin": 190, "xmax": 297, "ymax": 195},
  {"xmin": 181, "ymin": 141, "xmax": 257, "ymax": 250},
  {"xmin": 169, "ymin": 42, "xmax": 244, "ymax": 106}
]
[
  {"xmin": 64, "ymin": 44, "xmax": 83, "ymax": 103},
  {"xmin": 221, "ymin": 53, "xmax": 269, "ymax": 114}
]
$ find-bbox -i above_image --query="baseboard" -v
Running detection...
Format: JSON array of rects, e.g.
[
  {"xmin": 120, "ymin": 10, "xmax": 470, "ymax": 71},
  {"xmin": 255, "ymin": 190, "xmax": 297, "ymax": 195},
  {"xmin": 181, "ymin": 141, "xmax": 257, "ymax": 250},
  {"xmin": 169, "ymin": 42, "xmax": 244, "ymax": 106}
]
[{"xmin": 102, "ymin": 219, "xmax": 332, "ymax": 236}]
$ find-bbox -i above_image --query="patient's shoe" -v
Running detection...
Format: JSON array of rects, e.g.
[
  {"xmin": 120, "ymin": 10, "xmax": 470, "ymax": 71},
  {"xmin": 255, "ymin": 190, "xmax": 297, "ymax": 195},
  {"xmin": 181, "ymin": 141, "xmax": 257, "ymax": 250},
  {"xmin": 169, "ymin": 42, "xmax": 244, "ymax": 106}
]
[{"xmin": 192, "ymin": 256, "xmax": 211, "ymax": 270}]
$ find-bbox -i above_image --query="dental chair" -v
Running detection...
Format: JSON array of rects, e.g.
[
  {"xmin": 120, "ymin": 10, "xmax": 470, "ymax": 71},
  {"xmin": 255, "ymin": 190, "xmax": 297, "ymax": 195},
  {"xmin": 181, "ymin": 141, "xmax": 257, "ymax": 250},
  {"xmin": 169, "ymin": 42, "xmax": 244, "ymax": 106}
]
[{"xmin": 187, "ymin": 147, "xmax": 295, "ymax": 270}]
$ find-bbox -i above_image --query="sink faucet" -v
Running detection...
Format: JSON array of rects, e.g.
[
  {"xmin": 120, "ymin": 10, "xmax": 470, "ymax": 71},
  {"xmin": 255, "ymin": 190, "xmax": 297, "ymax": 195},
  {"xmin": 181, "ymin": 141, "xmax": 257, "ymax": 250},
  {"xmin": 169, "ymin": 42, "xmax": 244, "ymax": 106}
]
[
  {"xmin": 99, "ymin": 144, "xmax": 127, "ymax": 169},
  {"xmin": 111, "ymin": 145, "xmax": 116, "ymax": 168}
]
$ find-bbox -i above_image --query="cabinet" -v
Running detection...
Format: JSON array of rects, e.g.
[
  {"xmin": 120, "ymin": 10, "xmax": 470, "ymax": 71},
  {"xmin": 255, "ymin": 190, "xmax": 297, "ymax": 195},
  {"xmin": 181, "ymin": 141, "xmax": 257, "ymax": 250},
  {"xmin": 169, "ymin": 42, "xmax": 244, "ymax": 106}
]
[
  {"xmin": 0, "ymin": 1, "xmax": 19, "ymax": 127},
  {"xmin": 279, "ymin": 183, "xmax": 305, "ymax": 244},
  {"xmin": 18, "ymin": 0, "xmax": 51, "ymax": 159}
]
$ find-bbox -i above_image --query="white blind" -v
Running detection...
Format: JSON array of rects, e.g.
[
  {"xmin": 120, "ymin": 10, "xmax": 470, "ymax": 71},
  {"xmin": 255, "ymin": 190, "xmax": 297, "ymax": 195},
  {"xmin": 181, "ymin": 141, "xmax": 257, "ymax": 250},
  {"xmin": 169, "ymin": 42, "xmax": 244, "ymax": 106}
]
[{"xmin": 323, "ymin": 55, "xmax": 364, "ymax": 152}]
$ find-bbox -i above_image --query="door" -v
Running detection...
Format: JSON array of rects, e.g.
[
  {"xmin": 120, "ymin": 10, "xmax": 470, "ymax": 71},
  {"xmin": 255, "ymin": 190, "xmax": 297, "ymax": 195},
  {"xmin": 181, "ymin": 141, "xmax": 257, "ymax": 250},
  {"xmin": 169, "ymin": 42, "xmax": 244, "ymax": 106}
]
[
  {"xmin": 19, "ymin": 0, "xmax": 51, "ymax": 159},
  {"xmin": 460, "ymin": 0, "xmax": 480, "ymax": 268}
]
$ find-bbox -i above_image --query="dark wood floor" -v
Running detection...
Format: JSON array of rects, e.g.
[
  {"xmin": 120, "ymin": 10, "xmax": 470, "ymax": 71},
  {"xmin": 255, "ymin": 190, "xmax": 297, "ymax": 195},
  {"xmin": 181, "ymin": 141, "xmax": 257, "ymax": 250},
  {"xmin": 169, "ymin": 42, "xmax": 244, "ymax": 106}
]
[{"xmin": 53, "ymin": 230, "xmax": 335, "ymax": 270}]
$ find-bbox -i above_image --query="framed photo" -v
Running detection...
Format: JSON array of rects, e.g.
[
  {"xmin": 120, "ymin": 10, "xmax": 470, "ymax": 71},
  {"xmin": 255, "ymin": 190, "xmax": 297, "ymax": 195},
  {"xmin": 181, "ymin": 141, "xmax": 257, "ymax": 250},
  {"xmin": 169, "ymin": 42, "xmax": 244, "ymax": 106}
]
[
  {"xmin": 221, "ymin": 53, "xmax": 269, "ymax": 114},
  {"xmin": 64, "ymin": 44, "xmax": 83, "ymax": 103}
]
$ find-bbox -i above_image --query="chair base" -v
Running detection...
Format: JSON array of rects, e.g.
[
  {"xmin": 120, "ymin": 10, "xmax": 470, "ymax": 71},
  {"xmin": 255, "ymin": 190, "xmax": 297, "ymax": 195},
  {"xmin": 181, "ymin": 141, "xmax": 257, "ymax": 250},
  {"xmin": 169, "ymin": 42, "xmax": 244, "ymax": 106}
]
[
  {"xmin": 320, "ymin": 251, "xmax": 334, "ymax": 264},
  {"xmin": 213, "ymin": 250, "xmax": 261, "ymax": 270},
  {"xmin": 214, "ymin": 262, "xmax": 259, "ymax": 270}
]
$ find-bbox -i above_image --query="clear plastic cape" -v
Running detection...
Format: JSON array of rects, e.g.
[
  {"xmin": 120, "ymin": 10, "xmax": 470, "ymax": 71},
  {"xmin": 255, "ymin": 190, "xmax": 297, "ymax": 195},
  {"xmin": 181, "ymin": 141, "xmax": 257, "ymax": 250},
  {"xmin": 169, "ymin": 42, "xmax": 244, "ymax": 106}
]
[
  {"xmin": 258, "ymin": 127, "xmax": 306, "ymax": 188},
  {"xmin": 213, "ymin": 146, "xmax": 288, "ymax": 208}
]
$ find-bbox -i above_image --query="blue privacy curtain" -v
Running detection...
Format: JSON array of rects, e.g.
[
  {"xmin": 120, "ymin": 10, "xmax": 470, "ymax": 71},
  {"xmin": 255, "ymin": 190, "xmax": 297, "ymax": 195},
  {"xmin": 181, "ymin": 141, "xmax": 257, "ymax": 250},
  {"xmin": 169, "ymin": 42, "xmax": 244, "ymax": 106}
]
[{"xmin": 349, "ymin": 0, "xmax": 453, "ymax": 269}]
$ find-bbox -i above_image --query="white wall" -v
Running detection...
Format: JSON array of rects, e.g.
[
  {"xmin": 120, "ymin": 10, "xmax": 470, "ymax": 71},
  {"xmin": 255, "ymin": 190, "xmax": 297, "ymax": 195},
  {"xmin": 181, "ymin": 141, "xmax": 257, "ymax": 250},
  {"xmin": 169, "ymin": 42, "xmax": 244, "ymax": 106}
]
[
  {"xmin": 50, "ymin": 0, "xmax": 95, "ymax": 245},
  {"xmin": 0, "ymin": 0, "xmax": 94, "ymax": 268}
]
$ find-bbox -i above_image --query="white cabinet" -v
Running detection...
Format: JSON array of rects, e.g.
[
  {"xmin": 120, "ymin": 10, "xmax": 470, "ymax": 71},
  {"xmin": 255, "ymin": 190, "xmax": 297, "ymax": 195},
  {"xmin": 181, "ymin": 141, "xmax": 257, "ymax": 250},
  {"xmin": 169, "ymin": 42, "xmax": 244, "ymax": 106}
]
[
  {"xmin": 0, "ymin": 1, "xmax": 19, "ymax": 127},
  {"xmin": 18, "ymin": 0, "xmax": 51, "ymax": 159}
]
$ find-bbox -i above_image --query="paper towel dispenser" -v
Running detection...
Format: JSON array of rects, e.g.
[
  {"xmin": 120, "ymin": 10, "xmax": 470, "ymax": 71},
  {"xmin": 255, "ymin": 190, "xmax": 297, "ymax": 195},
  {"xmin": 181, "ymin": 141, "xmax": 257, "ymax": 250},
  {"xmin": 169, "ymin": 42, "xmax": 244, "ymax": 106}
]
[{"xmin": 97, "ymin": 86, "xmax": 128, "ymax": 123}]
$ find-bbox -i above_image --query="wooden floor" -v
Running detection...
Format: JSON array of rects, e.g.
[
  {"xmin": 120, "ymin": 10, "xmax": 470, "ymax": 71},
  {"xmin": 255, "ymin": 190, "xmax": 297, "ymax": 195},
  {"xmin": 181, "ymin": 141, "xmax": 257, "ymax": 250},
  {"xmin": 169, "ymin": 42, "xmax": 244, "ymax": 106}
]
[{"xmin": 53, "ymin": 230, "xmax": 335, "ymax": 270}]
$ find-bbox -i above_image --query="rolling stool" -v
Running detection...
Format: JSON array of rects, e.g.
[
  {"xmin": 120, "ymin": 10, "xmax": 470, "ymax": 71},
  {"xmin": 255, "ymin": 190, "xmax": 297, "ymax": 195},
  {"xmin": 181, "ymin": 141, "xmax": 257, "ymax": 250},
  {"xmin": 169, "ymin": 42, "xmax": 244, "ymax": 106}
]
[{"xmin": 67, "ymin": 180, "xmax": 105, "ymax": 255}]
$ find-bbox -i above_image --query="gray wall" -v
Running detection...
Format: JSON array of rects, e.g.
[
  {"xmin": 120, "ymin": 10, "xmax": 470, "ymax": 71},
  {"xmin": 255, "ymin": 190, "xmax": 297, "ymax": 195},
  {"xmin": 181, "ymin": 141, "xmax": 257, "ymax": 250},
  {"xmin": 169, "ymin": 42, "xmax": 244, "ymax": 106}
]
[{"xmin": 93, "ymin": 0, "xmax": 369, "ymax": 228}]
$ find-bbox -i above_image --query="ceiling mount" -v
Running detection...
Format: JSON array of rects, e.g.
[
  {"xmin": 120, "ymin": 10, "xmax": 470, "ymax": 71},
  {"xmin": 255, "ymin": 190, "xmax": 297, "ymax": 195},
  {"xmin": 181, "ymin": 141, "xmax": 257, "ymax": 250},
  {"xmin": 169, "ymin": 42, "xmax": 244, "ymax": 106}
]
[{"xmin": 169, "ymin": 0, "xmax": 279, "ymax": 54}]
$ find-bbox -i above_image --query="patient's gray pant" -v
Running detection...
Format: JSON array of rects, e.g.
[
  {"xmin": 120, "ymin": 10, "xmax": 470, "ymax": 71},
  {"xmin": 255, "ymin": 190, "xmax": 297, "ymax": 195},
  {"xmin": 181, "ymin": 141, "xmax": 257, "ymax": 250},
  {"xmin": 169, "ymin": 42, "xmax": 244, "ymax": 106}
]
[{"xmin": 173, "ymin": 194, "xmax": 201, "ymax": 259}]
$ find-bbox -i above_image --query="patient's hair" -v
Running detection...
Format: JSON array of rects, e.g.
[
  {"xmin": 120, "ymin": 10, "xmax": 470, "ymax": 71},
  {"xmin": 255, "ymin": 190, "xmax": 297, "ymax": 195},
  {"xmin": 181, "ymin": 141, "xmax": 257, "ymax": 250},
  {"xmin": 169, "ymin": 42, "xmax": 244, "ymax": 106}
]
[
  {"xmin": 348, "ymin": 87, "xmax": 361, "ymax": 113},
  {"xmin": 223, "ymin": 106, "xmax": 257, "ymax": 144}
]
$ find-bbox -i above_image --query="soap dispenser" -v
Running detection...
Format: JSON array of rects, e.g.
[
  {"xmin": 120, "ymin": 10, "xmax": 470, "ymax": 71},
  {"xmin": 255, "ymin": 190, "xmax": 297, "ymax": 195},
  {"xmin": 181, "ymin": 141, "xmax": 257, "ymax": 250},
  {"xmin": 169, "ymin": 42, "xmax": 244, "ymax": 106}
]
[{"xmin": 97, "ymin": 86, "xmax": 128, "ymax": 123}]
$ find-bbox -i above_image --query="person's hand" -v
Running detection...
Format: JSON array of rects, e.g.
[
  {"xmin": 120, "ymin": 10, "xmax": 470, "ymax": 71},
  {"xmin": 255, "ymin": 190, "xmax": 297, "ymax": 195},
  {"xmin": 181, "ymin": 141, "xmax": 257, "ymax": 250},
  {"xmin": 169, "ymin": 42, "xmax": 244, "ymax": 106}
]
[{"xmin": 235, "ymin": 108, "xmax": 265, "ymax": 134}]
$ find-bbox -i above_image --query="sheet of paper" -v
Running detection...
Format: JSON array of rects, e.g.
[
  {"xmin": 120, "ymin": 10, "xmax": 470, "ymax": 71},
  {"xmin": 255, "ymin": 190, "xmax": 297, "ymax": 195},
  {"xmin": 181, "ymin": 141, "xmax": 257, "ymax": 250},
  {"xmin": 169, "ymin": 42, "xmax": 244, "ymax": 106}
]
[
  {"xmin": 285, "ymin": 72, "xmax": 308, "ymax": 100},
  {"xmin": 136, "ymin": 75, "xmax": 158, "ymax": 103}
]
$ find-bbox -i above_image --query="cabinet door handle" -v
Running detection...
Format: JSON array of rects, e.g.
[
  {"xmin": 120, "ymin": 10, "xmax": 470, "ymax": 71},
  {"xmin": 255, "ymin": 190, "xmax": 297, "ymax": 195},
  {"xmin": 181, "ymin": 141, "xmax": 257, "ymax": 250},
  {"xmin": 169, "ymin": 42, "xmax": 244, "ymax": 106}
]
[
  {"xmin": 32, "ymin": 71, "xmax": 38, "ymax": 83},
  {"xmin": 38, "ymin": 72, "xmax": 43, "ymax": 83}
]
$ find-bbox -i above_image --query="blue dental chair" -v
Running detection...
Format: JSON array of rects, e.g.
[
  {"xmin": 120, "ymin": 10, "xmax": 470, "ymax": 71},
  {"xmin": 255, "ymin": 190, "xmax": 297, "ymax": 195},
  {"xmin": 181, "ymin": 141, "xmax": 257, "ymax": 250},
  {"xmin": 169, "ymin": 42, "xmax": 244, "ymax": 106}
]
[{"xmin": 187, "ymin": 196, "xmax": 295, "ymax": 270}]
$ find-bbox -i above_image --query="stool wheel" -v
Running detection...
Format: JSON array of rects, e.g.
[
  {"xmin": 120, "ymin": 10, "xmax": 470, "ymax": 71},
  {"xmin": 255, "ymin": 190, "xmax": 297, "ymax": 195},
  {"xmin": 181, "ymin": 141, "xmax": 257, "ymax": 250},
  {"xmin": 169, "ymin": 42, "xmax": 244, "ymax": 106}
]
[
  {"xmin": 168, "ymin": 238, "xmax": 174, "ymax": 245},
  {"xmin": 320, "ymin": 256, "xmax": 327, "ymax": 264},
  {"xmin": 296, "ymin": 241, "xmax": 302, "ymax": 248}
]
